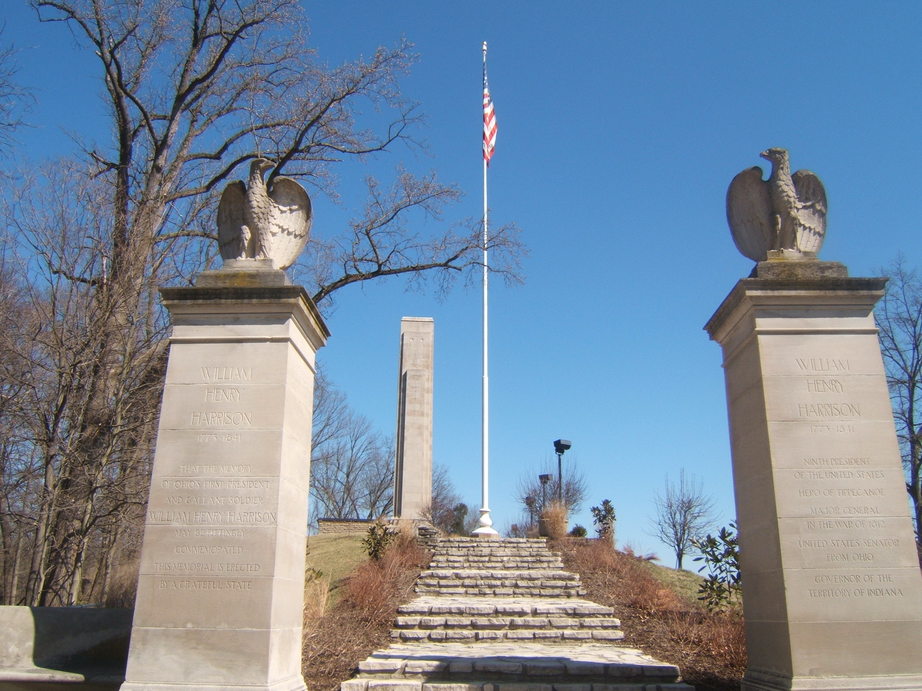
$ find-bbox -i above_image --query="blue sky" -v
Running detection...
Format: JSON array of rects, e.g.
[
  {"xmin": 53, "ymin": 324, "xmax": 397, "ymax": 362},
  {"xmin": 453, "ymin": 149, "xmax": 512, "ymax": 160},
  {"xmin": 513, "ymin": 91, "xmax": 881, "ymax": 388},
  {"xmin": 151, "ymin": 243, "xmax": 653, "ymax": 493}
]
[{"xmin": 5, "ymin": 2, "xmax": 921, "ymax": 564}]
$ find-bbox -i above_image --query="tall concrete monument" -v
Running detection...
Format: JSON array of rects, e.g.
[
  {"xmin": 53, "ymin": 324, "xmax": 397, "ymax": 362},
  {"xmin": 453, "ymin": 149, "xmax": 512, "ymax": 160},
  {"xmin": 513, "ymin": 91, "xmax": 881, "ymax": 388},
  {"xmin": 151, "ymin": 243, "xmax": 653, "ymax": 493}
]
[
  {"xmin": 121, "ymin": 163, "xmax": 328, "ymax": 691},
  {"xmin": 393, "ymin": 317, "xmax": 434, "ymax": 521},
  {"xmin": 707, "ymin": 149, "xmax": 922, "ymax": 691}
]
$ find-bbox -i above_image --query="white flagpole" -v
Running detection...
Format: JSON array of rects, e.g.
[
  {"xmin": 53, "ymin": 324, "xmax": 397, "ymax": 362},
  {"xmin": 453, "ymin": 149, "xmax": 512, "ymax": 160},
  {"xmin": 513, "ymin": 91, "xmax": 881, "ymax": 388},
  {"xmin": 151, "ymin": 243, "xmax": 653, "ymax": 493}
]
[{"xmin": 474, "ymin": 41, "xmax": 498, "ymax": 537}]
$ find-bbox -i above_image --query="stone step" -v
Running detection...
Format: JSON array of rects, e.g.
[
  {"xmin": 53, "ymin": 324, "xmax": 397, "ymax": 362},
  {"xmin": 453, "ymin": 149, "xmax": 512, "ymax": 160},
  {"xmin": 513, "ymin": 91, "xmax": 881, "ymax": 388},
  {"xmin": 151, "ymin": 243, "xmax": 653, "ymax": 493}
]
[
  {"xmin": 431, "ymin": 552, "xmax": 558, "ymax": 562},
  {"xmin": 430, "ymin": 554, "xmax": 562, "ymax": 563},
  {"xmin": 414, "ymin": 584, "xmax": 585, "ymax": 598},
  {"xmin": 397, "ymin": 597, "xmax": 614, "ymax": 618},
  {"xmin": 391, "ymin": 627, "xmax": 625, "ymax": 643},
  {"xmin": 430, "ymin": 557, "xmax": 562, "ymax": 565},
  {"xmin": 394, "ymin": 615, "xmax": 622, "ymax": 631},
  {"xmin": 432, "ymin": 540, "xmax": 554, "ymax": 555},
  {"xmin": 392, "ymin": 597, "xmax": 622, "ymax": 643},
  {"xmin": 415, "ymin": 570, "xmax": 585, "ymax": 598},
  {"xmin": 436, "ymin": 538, "xmax": 547, "ymax": 545},
  {"xmin": 427, "ymin": 564, "xmax": 565, "ymax": 572},
  {"xmin": 343, "ymin": 641, "xmax": 693, "ymax": 690},
  {"xmin": 419, "ymin": 569, "xmax": 579, "ymax": 581}
]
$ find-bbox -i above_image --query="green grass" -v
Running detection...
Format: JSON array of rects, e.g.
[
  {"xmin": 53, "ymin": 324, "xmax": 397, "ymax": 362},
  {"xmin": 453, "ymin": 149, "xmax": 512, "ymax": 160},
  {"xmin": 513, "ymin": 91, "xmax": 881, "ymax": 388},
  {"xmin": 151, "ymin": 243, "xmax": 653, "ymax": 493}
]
[
  {"xmin": 641, "ymin": 560, "xmax": 705, "ymax": 607},
  {"xmin": 305, "ymin": 533, "xmax": 367, "ymax": 602}
]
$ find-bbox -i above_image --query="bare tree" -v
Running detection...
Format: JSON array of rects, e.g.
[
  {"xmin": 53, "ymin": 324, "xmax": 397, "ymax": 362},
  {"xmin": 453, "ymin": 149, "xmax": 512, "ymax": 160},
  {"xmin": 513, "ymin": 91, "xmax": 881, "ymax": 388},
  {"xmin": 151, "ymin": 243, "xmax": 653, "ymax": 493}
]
[
  {"xmin": 0, "ymin": 1, "xmax": 522, "ymax": 605},
  {"xmin": 309, "ymin": 370, "xmax": 394, "ymax": 524},
  {"xmin": 0, "ymin": 30, "xmax": 31, "ymax": 157},
  {"xmin": 516, "ymin": 462, "xmax": 587, "ymax": 530},
  {"xmin": 652, "ymin": 469, "xmax": 715, "ymax": 570},
  {"xmin": 423, "ymin": 464, "xmax": 471, "ymax": 534},
  {"xmin": 1, "ymin": 164, "xmax": 161, "ymax": 605},
  {"xmin": 876, "ymin": 257, "xmax": 922, "ymax": 548},
  {"xmin": 29, "ymin": 0, "xmax": 522, "ymax": 306}
]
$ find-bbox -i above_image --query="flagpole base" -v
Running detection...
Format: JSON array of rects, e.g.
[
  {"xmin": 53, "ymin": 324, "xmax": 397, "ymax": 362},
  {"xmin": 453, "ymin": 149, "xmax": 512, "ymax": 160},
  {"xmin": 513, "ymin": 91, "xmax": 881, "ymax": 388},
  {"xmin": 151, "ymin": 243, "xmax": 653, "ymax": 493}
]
[{"xmin": 471, "ymin": 508, "xmax": 500, "ymax": 538}]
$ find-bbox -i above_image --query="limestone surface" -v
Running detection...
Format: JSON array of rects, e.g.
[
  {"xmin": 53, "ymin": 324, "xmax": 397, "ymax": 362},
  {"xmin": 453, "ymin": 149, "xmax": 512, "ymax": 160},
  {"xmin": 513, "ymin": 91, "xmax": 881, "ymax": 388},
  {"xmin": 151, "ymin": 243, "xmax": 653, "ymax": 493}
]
[
  {"xmin": 706, "ymin": 272, "xmax": 922, "ymax": 691},
  {"xmin": 394, "ymin": 318, "xmax": 434, "ymax": 521},
  {"xmin": 121, "ymin": 283, "xmax": 328, "ymax": 691},
  {"xmin": 346, "ymin": 537, "xmax": 692, "ymax": 690}
]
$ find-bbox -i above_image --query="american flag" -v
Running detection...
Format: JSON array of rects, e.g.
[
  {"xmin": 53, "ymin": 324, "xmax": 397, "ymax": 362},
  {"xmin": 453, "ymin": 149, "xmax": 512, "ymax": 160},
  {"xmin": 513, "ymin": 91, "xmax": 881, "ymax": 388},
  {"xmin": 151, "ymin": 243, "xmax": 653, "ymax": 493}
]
[{"xmin": 482, "ymin": 62, "xmax": 497, "ymax": 164}]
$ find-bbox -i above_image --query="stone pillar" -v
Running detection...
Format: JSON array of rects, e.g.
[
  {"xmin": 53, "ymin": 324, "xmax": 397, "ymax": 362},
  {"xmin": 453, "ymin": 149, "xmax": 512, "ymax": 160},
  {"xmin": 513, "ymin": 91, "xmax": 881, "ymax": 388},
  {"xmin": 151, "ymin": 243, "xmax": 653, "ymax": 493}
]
[
  {"xmin": 122, "ymin": 268, "xmax": 328, "ymax": 691},
  {"xmin": 705, "ymin": 261, "xmax": 922, "ymax": 691},
  {"xmin": 393, "ymin": 317, "xmax": 434, "ymax": 521}
]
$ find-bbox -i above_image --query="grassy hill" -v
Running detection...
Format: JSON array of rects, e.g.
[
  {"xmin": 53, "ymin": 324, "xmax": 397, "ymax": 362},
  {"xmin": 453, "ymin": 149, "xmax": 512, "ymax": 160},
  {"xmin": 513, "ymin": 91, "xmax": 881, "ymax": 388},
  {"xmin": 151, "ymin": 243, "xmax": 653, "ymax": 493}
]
[{"xmin": 305, "ymin": 533, "xmax": 367, "ymax": 603}]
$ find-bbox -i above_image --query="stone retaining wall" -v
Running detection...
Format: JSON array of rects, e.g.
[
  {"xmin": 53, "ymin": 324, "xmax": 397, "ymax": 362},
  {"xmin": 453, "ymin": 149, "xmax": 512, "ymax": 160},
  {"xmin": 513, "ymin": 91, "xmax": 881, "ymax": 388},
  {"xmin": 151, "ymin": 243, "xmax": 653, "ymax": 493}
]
[{"xmin": 316, "ymin": 518, "xmax": 374, "ymax": 535}]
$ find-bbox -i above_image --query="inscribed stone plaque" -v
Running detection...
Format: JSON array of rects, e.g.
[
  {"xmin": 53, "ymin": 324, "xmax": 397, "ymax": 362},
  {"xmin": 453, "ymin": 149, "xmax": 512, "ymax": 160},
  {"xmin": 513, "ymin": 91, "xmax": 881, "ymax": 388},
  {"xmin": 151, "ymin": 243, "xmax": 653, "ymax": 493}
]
[{"xmin": 706, "ymin": 276, "xmax": 922, "ymax": 691}]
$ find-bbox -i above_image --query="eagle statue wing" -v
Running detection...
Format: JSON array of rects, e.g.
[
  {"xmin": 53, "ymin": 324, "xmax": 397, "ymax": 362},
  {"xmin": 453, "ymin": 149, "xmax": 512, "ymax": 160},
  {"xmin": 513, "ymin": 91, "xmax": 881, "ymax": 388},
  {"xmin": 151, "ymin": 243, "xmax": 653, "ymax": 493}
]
[
  {"xmin": 266, "ymin": 176, "xmax": 312, "ymax": 270},
  {"xmin": 726, "ymin": 166, "xmax": 774, "ymax": 262},
  {"xmin": 217, "ymin": 181, "xmax": 249, "ymax": 260},
  {"xmin": 791, "ymin": 169, "xmax": 827, "ymax": 254}
]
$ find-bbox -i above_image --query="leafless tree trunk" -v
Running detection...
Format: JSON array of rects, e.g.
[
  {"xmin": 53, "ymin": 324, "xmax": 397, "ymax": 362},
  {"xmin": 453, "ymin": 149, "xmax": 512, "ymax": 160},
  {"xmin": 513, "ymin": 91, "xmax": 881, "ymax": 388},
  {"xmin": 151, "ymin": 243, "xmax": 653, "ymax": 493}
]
[
  {"xmin": 876, "ymin": 257, "xmax": 922, "ymax": 549},
  {"xmin": 652, "ymin": 469, "xmax": 715, "ymax": 570}
]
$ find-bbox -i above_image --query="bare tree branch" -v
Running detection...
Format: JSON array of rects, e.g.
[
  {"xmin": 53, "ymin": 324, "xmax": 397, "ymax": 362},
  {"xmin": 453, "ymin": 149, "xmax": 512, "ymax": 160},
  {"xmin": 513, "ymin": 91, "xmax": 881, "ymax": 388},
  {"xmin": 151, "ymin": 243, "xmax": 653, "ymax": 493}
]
[
  {"xmin": 652, "ymin": 469, "xmax": 715, "ymax": 570},
  {"xmin": 876, "ymin": 256, "xmax": 922, "ymax": 550}
]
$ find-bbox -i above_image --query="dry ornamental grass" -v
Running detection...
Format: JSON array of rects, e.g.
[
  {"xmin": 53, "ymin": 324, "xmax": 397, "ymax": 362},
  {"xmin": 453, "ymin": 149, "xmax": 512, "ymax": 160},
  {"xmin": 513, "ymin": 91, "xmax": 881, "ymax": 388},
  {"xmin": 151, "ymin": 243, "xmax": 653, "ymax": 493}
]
[
  {"xmin": 555, "ymin": 538, "xmax": 746, "ymax": 691},
  {"xmin": 301, "ymin": 533, "xmax": 429, "ymax": 690}
]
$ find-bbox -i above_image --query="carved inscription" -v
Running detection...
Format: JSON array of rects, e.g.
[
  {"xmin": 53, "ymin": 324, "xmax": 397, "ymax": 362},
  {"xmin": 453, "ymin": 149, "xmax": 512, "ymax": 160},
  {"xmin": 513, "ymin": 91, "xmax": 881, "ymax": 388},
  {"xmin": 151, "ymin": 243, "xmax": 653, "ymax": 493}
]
[
  {"xmin": 808, "ymin": 572, "xmax": 904, "ymax": 599},
  {"xmin": 200, "ymin": 367, "xmax": 252, "ymax": 382},
  {"xmin": 795, "ymin": 358, "xmax": 850, "ymax": 372},
  {"xmin": 785, "ymin": 353, "xmax": 903, "ymax": 598},
  {"xmin": 148, "ymin": 363, "xmax": 270, "ymax": 591}
]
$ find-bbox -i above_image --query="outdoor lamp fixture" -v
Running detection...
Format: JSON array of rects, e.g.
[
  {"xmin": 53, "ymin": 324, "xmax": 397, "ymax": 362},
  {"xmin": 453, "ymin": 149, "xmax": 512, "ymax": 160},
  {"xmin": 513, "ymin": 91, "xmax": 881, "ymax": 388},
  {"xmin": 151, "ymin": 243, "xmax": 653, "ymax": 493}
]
[
  {"xmin": 538, "ymin": 473, "xmax": 552, "ymax": 508},
  {"xmin": 553, "ymin": 439, "xmax": 571, "ymax": 505}
]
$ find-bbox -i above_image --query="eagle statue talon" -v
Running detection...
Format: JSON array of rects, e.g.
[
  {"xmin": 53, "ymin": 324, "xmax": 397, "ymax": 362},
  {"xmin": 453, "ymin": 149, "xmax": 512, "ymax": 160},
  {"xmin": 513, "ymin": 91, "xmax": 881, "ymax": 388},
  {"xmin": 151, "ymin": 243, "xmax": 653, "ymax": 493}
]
[
  {"xmin": 217, "ymin": 157, "xmax": 312, "ymax": 270},
  {"xmin": 726, "ymin": 147, "xmax": 827, "ymax": 262}
]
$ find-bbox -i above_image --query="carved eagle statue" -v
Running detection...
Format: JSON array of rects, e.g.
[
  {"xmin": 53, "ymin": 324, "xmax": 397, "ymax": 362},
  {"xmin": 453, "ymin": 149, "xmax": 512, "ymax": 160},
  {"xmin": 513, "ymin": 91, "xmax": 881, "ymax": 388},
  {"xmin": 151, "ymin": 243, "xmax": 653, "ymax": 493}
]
[
  {"xmin": 726, "ymin": 147, "xmax": 827, "ymax": 261},
  {"xmin": 217, "ymin": 158, "xmax": 312, "ymax": 270}
]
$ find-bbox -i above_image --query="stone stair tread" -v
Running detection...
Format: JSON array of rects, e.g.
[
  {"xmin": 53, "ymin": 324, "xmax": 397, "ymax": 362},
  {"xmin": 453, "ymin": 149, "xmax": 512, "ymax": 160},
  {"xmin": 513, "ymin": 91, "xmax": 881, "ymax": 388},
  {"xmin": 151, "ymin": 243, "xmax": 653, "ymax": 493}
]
[
  {"xmin": 414, "ymin": 589, "xmax": 586, "ymax": 598},
  {"xmin": 398, "ymin": 596, "xmax": 614, "ymax": 617},
  {"xmin": 419, "ymin": 572, "xmax": 577, "ymax": 577},
  {"xmin": 345, "ymin": 641, "xmax": 690, "ymax": 688},
  {"xmin": 395, "ymin": 616, "xmax": 621, "ymax": 628},
  {"xmin": 391, "ymin": 629, "xmax": 626, "ymax": 643}
]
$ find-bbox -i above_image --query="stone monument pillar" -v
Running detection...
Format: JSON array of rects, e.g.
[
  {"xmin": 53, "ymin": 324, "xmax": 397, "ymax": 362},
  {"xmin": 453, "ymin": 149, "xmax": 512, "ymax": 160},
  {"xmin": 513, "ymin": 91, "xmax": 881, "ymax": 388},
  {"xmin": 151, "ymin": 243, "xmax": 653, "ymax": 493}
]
[
  {"xmin": 121, "ymin": 266, "xmax": 328, "ymax": 691},
  {"xmin": 712, "ymin": 149, "xmax": 922, "ymax": 690},
  {"xmin": 707, "ymin": 259, "xmax": 922, "ymax": 690},
  {"xmin": 122, "ymin": 159, "xmax": 326, "ymax": 691},
  {"xmin": 393, "ymin": 317, "xmax": 434, "ymax": 521}
]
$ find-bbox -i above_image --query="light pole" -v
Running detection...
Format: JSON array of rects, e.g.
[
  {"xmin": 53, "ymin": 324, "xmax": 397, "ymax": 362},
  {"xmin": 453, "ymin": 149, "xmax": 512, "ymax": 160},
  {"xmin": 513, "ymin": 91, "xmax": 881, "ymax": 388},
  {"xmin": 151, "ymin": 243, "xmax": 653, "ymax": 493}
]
[
  {"xmin": 553, "ymin": 439, "xmax": 571, "ymax": 506},
  {"xmin": 525, "ymin": 495, "xmax": 536, "ymax": 529},
  {"xmin": 539, "ymin": 473, "xmax": 552, "ymax": 510}
]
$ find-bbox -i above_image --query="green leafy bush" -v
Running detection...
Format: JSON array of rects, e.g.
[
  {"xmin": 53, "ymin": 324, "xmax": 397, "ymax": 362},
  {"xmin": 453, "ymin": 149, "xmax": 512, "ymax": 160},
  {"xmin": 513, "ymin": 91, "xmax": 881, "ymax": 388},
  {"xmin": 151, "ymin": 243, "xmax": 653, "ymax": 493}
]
[
  {"xmin": 568, "ymin": 524, "xmax": 588, "ymax": 538},
  {"xmin": 361, "ymin": 519, "xmax": 396, "ymax": 560},
  {"xmin": 590, "ymin": 499, "xmax": 616, "ymax": 542},
  {"xmin": 692, "ymin": 521, "xmax": 742, "ymax": 612}
]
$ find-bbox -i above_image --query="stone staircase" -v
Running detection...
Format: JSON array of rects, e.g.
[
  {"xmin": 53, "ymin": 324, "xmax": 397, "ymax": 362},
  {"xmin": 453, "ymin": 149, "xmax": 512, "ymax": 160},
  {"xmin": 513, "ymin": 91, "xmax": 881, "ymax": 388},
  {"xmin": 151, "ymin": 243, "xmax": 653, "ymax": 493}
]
[{"xmin": 344, "ymin": 537, "xmax": 693, "ymax": 690}]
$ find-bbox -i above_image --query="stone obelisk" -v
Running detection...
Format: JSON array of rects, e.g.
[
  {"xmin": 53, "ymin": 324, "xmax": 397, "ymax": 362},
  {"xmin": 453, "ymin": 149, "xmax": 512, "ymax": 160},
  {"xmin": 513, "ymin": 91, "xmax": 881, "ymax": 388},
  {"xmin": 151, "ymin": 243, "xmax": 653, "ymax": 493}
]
[
  {"xmin": 393, "ymin": 317, "xmax": 434, "ymax": 521},
  {"xmin": 709, "ymin": 149, "xmax": 922, "ymax": 691},
  {"xmin": 122, "ymin": 164, "xmax": 328, "ymax": 690}
]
